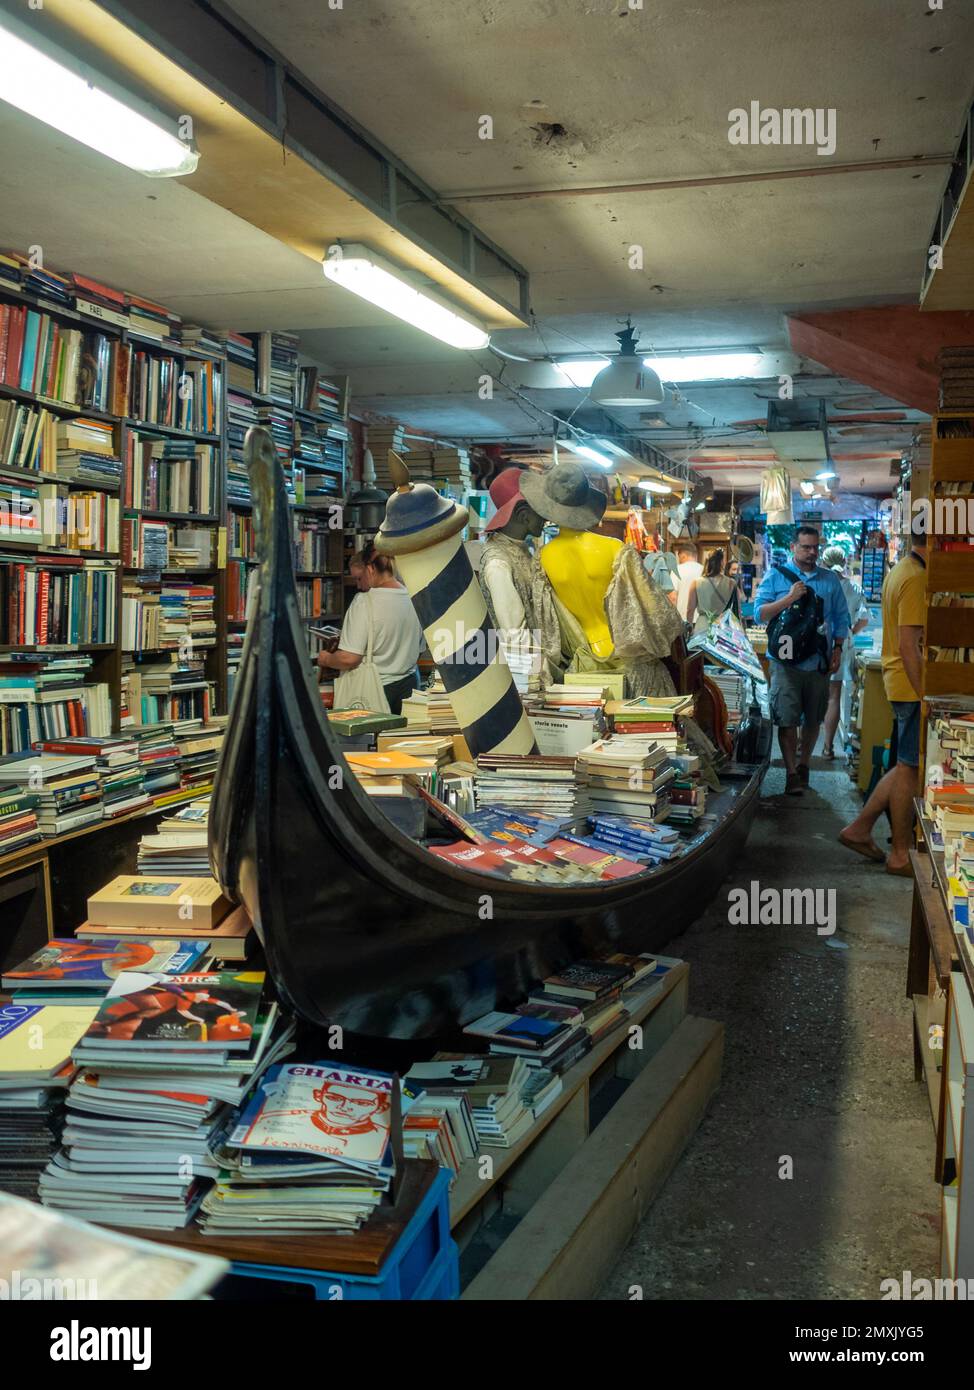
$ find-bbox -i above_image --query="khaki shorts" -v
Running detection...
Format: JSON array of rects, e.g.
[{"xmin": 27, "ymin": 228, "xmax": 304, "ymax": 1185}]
[{"xmin": 769, "ymin": 661, "xmax": 830, "ymax": 727}]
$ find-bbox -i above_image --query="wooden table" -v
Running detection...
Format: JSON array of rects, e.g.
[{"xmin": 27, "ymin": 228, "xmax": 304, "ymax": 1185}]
[
  {"xmin": 908, "ymin": 815, "xmax": 961, "ymax": 1179},
  {"xmin": 120, "ymin": 1158, "xmax": 439, "ymax": 1278}
]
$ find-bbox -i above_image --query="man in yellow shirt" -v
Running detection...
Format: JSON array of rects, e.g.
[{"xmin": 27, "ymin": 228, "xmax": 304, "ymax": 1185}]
[{"xmin": 838, "ymin": 533, "xmax": 926, "ymax": 874}]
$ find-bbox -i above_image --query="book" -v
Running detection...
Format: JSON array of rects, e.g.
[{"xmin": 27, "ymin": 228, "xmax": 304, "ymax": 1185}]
[
  {"xmin": 229, "ymin": 1062, "xmax": 396, "ymax": 1173},
  {"xmin": 86, "ymin": 876, "xmax": 229, "ymax": 930},
  {"xmin": 77, "ymin": 970, "xmax": 264, "ymax": 1052},
  {"xmin": 0, "ymin": 1191, "xmax": 229, "ymax": 1299},
  {"xmin": 0, "ymin": 1001, "xmax": 98, "ymax": 1078},
  {"xmin": 2, "ymin": 939, "xmax": 209, "ymax": 991},
  {"xmin": 462, "ymin": 1011, "xmax": 570, "ymax": 1049},
  {"xmin": 540, "ymin": 960, "xmax": 635, "ymax": 1001},
  {"xmin": 76, "ymin": 904, "xmax": 253, "ymax": 961}
]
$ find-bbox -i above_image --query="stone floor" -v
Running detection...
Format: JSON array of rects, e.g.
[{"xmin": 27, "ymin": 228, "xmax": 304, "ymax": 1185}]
[{"xmin": 597, "ymin": 749, "xmax": 942, "ymax": 1301}]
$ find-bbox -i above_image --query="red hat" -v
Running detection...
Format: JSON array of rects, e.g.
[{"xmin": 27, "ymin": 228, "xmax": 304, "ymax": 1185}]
[{"xmin": 485, "ymin": 467, "xmax": 528, "ymax": 532}]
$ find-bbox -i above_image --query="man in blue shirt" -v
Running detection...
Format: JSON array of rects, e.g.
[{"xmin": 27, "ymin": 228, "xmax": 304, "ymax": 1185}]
[{"xmin": 754, "ymin": 526, "xmax": 850, "ymax": 795}]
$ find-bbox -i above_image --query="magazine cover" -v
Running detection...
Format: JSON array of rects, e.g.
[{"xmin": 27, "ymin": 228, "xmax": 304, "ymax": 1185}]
[
  {"xmin": 80, "ymin": 971, "xmax": 264, "ymax": 1050},
  {"xmin": 3, "ymin": 939, "xmax": 208, "ymax": 988},
  {"xmin": 230, "ymin": 1062, "xmax": 395, "ymax": 1166}
]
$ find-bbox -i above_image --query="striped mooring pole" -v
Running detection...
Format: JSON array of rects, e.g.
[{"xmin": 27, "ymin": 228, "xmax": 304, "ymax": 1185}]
[{"xmin": 374, "ymin": 453, "xmax": 537, "ymax": 758}]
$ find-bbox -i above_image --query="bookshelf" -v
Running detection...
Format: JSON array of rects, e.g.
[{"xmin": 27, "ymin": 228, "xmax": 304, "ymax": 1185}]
[
  {"xmin": 923, "ymin": 413, "xmax": 974, "ymax": 714},
  {"xmin": 0, "ymin": 265, "xmax": 352, "ymax": 748}
]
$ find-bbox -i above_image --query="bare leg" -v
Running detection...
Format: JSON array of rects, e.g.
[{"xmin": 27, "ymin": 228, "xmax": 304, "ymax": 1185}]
[
  {"xmin": 886, "ymin": 764, "xmax": 918, "ymax": 870},
  {"xmin": 798, "ymin": 722, "xmax": 821, "ymax": 767},
  {"xmin": 840, "ymin": 762, "xmax": 917, "ymax": 862},
  {"xmin": 778, "ymin": 725, "xmax": 798, "ymax": 774},
  {"xmin": 823, "ymin": 683, "xmax": 841, "ymax": 754}
]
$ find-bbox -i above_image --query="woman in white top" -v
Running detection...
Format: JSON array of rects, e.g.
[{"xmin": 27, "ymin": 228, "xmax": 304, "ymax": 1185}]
[
  {"xmin": 316, "ymin": 544, "xmax": 423, "ymax": 714},
  {"xmin": 686, "ymin": 549, "xmax": 740, "ymax": 634}
]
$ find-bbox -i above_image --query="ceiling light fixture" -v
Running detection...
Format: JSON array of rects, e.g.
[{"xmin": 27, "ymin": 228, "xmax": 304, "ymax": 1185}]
[
  {"xmin": 642, "ymin": 351, "xmax": 770, "ymax": 382},
  {"xmin": 0, "ymin": 12, "xmax": 199, "ymax": 176},
  {"xmin": 323, "ymin": 242, "xmax": 489, "ymax": 350},
  {"xmin": 815, "ymin": 469, "xmax": 838, "ymax": 481},
  {"xmin": 637, "ymin": 478, "xmax": 671, "ymax": 494},
  {"xmin": 590, "ymin": 320, "xmax": 665, "ymax": 407},
  {"xmin": 553, "ymin": 358, "xmax": 610, "ymax": 389},
  {"xmin": 560, "ymin": 438, "xmax": 615, "ymax": 470}
]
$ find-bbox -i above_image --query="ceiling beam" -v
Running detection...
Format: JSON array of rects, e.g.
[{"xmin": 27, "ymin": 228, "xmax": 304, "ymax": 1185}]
[{"xmin": 787, "ymin": 306, "xmax": 974, "ymax": 414}]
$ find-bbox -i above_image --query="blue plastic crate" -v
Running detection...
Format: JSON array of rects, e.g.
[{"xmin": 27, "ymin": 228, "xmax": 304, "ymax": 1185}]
[{"xmin": 227, "ymin": 1167, "xmax": 458, "ymax": 1301}]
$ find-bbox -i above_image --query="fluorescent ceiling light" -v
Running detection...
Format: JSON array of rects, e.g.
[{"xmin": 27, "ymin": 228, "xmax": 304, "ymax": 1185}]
[
  {"xmin": 324, "ymin": 242, "xmax": 488, "ymax": 350},
  {"xmin": 0, "ymin": 14, "xmax": 198, "ymax": 176},
  {"xmin": 554, "ymin": 358, "xmax": 610, "ymax": 389},
  {"xmin": 815, "ymin": 470, "xmax": 837, "ymax": 480},
  {"xmin": 561, "ymin": 438, "xmax": 615, "ymax": 469},
  {"xmin": 636, "ymin": 478, "xmax": 670, "ymax": 494},
  {"xmin": 642, "ymin": 352, "xmax": 770, "ymax": 383}
]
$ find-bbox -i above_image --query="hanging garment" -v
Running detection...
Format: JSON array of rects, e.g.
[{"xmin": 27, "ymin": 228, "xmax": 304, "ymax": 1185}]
[
  {"xmin": 533, "ymin": 543, "xmax": 683, "ymax": 697},
  {"xmin": 624, "ymin": 507, "xmax": 648, "ymax": 551},
  {"xmin": 479, "ymin": 532, "xmax": 560, "ymax": 681},
  {"xmin": 760, "ymin": 466, "xmax": 793, "ymax": 525}
]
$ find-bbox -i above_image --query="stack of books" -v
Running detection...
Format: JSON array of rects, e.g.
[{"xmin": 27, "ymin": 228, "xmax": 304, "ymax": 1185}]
[
  {"xmin": 258, "ymin": 332, "xmax": 299, "ymax": 407},
  {"xmin": 414, "ymin": 1055, "xmax": 534, "ymax": 1149},
  {"xmin": 226, "ymin": 392, "xmax": 259, "ymax": 505},
  {"xmin": 367, "ymin": 426, "xmax": 408, "ymax": 487},
  {"xmin": 705, "ymin": 664, "xmax": 745, "ymax": 728},
  {"xmin": 159, "ymin": 580, "xmax": 217, "ymax": 651},
  {"xmin": 39, "ymin": 969, "xmax": 289, "ymax": 1230},
  {"xmin": 604, "ymin": 696, "xmax": 693, "ymax": 751},
  {"xmin": 575, "ymin": 738, "xmax": 675, "ymax": 820},
  {"xmin": 0, "ymin": 784, "xmax": 41, "ymax": 854},
  {"xmin": 34, "ymin": 736, "xmax": 150, "ymax": 819},
  {"xmin": 0, "ymin": 1000, "xmax": 96, "ymax": 1199},
  {"xmin": 463, "ymin": 1007, "xmax": 590, "ymax": 1076},
  {"xmin": 201, "ymin": 1062, "xmax": 395, "ymax": 1234},
  {"xmin": 585, "ymin": 815, "xmax": 683, "ymax": 863},
  {"xmin": 938, "ymin": 347, "xmax": 974, "ymax": 411},
  {"xmin": 402, "ymin": 1087, "xmax": 478, "ymax": 1181},
  {"xmin": 175, "ymin": 724, "xmax": 224, "ymax": 793},
  {"xmin": 0, "ymin": 750, "xmax": 103, "ymax": 836},
  {"xmin": 225, "ymin": 332, "xmax": 258, "ymax": 394},
  {"xmin": 528, "ymin": 683, "xmax": 605, "ymax": 756},
  {"xmin": 136, "ymin": 799, "xmax": 209, "ymax": 875},
  {"xmin": 475, "ymin": 753, "xmax": 578, "ymax": 820},
  {"xmin": 127, "ymin": 723, "xmax": 182, "ymax": 801}
]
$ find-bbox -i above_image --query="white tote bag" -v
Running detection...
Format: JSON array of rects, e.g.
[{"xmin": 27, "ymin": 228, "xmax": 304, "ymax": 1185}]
[{"xmin": 333, "ymin": 592, "xmax": 390, "ymax": 712}]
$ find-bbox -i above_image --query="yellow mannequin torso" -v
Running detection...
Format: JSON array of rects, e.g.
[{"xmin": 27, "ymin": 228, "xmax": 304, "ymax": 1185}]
[{"xmin": 541, "ymin": 529, "xmax": 622, "ymax": 659}]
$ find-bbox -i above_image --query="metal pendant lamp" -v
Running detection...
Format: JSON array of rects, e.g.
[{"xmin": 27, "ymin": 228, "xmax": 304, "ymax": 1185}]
[{"xmin": 590, "ymin": 319, "xmax": 665, "ymax": 407}]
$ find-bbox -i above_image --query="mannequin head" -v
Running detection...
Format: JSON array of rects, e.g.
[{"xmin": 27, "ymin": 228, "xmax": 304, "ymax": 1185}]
[{"xmin": 500, "ymin": 498, "xmax": 545, "ymax": 541}]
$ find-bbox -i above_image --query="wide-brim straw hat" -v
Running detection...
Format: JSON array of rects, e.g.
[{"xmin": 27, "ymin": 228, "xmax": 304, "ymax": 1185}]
[{"xmin": 520, "ymin": 460, "xmax": 606, "ymax": 531}]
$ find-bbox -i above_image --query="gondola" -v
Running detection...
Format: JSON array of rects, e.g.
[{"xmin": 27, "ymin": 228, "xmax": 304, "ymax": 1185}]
[{"xmin": 209, "ymin": 428, "xmax": 769, "ymax": 1040}]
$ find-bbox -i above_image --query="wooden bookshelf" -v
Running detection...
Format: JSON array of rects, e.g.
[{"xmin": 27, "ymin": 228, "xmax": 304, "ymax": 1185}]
[
  {"xmin": 922, "ymin": 413, "xmax": 974, "ymax": 724},
  {"xmin": 1, "ymin": 274, "xmax": 352, "ymax": 745}
]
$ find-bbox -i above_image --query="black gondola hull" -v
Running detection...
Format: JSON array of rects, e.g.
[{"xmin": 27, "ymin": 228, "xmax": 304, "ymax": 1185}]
[{"xmin": 209, "ymin": 430, "xmax": 767, "ymax": 1040}]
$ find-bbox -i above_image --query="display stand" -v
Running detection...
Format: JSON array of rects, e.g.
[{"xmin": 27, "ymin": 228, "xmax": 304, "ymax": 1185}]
[{"xmin": 456, "ymin": 959, "xmax": 723, "ymax": 1300}]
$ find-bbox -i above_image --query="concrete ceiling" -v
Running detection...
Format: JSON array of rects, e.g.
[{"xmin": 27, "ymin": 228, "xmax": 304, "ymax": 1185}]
[{"xmin": 0, "ymin": 0, "xmax": 970, "ymax": 498}]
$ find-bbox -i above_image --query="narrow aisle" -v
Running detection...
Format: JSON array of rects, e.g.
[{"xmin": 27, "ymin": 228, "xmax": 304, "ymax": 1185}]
[{"xmin": 599, "ymin": 753, "xmax": 941, "ymax": 1300}]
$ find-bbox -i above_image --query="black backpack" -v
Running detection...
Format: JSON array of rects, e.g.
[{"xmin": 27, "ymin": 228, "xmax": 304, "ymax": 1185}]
[{"xmin": 765, "ymin": 565, "xmax": 828, "ymax": 668}]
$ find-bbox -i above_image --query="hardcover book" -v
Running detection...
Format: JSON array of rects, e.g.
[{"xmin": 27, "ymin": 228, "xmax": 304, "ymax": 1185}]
[{"xmin": 86, "ymin": 876, "xmax": 229, "ymax": 930}]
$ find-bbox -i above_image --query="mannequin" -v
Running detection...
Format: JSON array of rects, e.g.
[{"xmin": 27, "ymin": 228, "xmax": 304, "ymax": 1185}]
[
  {"xmin": 522, "ymin": 461, "xmax": 683, "ymax": 697},
  {"xmin": 479, "ymin": 468, "xmax": 546, "ymax": 638},
  {"xmin": 540, "ymin": 528, "xmax": 621, "ymax": 660}
]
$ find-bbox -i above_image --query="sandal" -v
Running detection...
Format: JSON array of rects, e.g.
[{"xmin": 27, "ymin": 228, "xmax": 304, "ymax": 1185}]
[
  {"xmin": 822, "ymin": 745, "xmax": 835, "ymax": 759},
  {"xmin": 837, "ymin": 830, "xmax": 885, "ymax": 863}
]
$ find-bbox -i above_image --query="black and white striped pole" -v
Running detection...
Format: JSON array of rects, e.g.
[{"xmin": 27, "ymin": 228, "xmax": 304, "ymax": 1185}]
[{"xmin": 374, "ymin": 453, "xmax": 537, "ymax": 758}]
